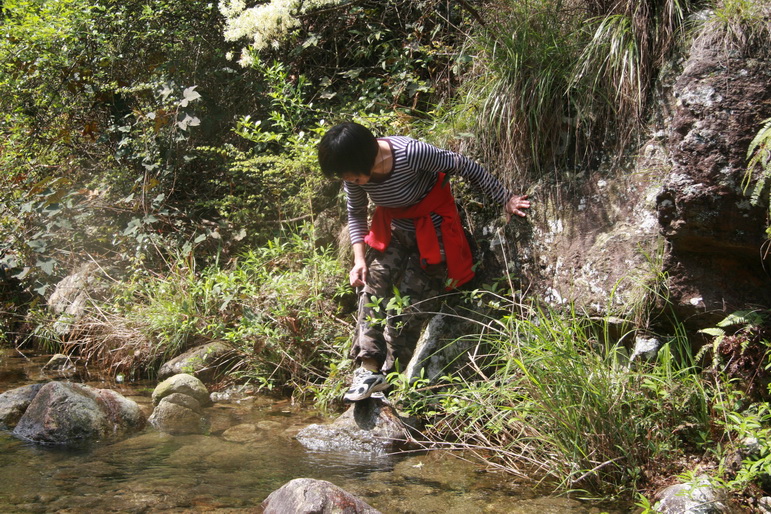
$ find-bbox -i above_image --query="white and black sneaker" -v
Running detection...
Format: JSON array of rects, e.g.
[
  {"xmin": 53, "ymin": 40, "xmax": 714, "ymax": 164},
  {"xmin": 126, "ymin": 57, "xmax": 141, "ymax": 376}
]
[{"xmin": 343, "ymin": 367, "xmax": 388, "ymax": 402}]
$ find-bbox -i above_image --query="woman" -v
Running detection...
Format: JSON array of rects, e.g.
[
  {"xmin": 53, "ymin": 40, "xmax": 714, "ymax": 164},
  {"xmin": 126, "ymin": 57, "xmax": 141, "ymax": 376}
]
[{"xmin": 318, "ymin": 122, "xmax": 530, "ymax": 402}]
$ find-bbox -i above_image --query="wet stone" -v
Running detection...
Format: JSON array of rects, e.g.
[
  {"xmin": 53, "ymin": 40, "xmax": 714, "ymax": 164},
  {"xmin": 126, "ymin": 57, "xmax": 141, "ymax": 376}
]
[
  {"xmin": 296, "ymin": 397, "xmax": 418, "ymax": 455},
  {"xmin": 151, "ymin": 373, "xmax": 211, "ymax": 407}
]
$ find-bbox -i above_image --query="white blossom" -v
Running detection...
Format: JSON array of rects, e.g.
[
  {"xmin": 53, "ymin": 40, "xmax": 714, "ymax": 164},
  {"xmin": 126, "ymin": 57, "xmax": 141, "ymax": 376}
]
[
  {"xmin": 238, "ymin": 48, "xmax": 255, "ymax": 67},
  {"xmin": 220, "ymin": 0, "xmax": 342, "ymax": 64}
]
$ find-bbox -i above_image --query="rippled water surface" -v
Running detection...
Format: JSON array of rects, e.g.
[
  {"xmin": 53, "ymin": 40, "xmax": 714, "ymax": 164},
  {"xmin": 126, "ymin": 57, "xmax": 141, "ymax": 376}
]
[{"xmin": 0, "ymin": 349, "xmax": 626, "ymax": 513}]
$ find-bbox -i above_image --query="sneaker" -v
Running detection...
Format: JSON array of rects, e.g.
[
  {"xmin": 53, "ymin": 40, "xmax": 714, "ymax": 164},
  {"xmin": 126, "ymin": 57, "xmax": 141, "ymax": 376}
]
[{"xmin": 343, "ymin": 367, "xmax": 388, "ymax": 402}]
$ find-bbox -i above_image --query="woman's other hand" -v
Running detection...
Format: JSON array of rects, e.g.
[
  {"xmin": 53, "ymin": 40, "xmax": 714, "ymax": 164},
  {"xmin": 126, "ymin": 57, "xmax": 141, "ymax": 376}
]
[{"xmin": 505, "ymin": 194, "xmax": 531, "ymax": 221}]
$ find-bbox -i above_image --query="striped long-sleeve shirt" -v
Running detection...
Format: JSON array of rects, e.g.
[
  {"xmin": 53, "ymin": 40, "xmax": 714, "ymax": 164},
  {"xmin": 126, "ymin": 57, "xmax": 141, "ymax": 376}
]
[{"xmin": 345, "ymin": 136, "xmax": 511, "ymax": 244}]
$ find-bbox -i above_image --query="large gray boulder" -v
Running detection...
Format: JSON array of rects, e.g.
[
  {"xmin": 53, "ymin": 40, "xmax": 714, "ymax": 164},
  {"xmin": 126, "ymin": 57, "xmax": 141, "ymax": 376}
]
[
  {"xmin": 0, "ymin": 383, "xmax": 44, "ymax": 429},
  {"xmin": 296, "ymin": 397, "xmax": 417, "ymax": 454},
  {"xmin": 151, "ymin": 373, "xmax": 211, "ymax": 407},
  {"xmin": 261, "ymin": 478, "xmax": 381, "ymax": 514},
  {"xmin": 11, "ymin": 381, "xmax": 145, "ymax": 445}
]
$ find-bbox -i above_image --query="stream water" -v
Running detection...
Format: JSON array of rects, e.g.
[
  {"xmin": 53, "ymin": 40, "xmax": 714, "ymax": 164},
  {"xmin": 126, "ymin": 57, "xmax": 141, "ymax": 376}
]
[{"xmin": 0, "ymin": 348, "xmax": 628, "ymax": 513}]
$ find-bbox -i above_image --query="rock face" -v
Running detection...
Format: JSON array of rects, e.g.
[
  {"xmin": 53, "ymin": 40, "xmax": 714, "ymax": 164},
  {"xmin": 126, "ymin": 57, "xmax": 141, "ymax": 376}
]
[
  {"xmin": 261, "ymin": 478, "xmax": 381, "ymax": 514},
  {"xmin": 296, "ymin": 397, "xmax": 416, "ymax": 454},
  {"xmin": 658, "ymin": 32, "xmax": 771, "ymax": 329},
  {"xmin": 405, "ymin": 314, "xmax": 478, "ymax": 383},
  {"xmin": 47, "ymin": 263, "xmax": 106, "ymax": 336},
  {"xmin": 508, "ymin": 16, "xmax": 771, "ymax": 335},
  {"xmin": 10, "ymin": 381, "xmax": 145, "ymax": 445}
]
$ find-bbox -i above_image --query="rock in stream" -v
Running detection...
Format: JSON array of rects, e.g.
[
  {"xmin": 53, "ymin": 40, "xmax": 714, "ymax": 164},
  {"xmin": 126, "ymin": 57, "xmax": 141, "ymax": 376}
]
[
  {"xmin": 9, "ymin": 381, "xmax": 145, "ymax": 445},
  {"xmin": 296, "ymin": 396, "xmax": 418, "ymax": 454}
]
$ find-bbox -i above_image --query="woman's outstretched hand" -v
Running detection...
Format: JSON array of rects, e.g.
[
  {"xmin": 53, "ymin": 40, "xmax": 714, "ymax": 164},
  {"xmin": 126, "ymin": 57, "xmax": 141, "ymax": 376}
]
[{"xmin": 505, "ymin": 194, "xmax": 531, "ymax": 221}]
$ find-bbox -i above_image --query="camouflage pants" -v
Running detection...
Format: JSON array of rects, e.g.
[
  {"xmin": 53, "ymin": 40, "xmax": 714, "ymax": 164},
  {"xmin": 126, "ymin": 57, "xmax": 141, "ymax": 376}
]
[{"xmin": 351, "ymin": 228, "xmax": 447, "ymax": 373}]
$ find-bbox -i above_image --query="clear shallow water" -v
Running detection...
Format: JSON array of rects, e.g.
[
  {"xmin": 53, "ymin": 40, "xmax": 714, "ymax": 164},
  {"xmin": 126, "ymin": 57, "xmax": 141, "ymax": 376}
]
[{"xmin": 0, "ymin": 349, "xmax": 626, "ymax": 513}]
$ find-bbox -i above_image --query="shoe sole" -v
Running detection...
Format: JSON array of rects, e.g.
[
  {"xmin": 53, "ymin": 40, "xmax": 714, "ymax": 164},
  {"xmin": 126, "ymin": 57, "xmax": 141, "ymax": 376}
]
[{"xmin": 343, "ymin": 380, "xmax": 389, "ymax": 403}]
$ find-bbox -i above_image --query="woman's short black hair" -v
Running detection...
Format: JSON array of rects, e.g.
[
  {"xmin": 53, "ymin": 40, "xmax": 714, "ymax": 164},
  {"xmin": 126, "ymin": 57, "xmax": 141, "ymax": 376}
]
[{"xmin": 317, "ymin": 122, "xmax": 378, "ymax": 180}]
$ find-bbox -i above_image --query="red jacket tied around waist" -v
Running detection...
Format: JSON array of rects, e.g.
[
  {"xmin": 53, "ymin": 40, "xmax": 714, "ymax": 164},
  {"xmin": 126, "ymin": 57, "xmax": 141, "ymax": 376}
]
[{"xmin": 364, "ymin": 172, "xmax": 474, "ymax": 289}]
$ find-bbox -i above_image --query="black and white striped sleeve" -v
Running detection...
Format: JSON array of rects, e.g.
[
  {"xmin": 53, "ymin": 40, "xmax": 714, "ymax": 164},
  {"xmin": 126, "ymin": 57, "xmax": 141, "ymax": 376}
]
[
  {"xmin": 344, "ymin": 181, "xmax": 369, "ymax": 245},
  {"xmin": 405, "ymin": 140, "xmax": 511, "ymax": 204}
]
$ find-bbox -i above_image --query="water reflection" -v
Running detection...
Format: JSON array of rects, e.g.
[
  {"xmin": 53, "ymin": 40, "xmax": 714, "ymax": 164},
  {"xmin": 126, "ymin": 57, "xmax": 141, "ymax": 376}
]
[{"xmin": 0, "ymin": 349, "xmax": 625, "ymax": 513}]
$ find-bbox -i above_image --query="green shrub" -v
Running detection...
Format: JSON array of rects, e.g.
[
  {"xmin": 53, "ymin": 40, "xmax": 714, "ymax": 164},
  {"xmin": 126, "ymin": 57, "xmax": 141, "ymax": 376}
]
[
  {"xmin": 220, "ymin": 0, "xmax": 471, "ymax": 114},
  {"xmin": 51, "ymin": 224, "xmax": 351, "ymax": 390}
]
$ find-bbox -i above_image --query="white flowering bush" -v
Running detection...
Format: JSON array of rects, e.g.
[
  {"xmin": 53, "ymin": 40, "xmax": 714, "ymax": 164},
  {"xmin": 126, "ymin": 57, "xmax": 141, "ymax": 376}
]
[{"xmin": 220, "ymin": 0, "xmax": 341, "ymax": 65}]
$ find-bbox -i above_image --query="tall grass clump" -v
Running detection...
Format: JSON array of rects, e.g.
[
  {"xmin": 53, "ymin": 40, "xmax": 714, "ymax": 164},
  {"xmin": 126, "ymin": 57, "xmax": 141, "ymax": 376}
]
[
  {"xmin": 454, "ymin": 0, "xmax": 691, "ymax": 184},
  {"xmin": 411, "ymin": 298, "xmax": 709, "ymax": 498},
  {"xmin": 459, "ymin": 0, "xmax": 577, "ymax": 178},
  {"xmin": 701, "ymin": 0, "xmax": 771, "ymax": 58}
]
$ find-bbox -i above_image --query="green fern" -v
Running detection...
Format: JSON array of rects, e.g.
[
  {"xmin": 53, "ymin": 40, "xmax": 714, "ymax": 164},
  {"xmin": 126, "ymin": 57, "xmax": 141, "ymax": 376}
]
[
  {"xmin": 698, "ymin": 310, "xmax": 769, "ymax": 369},
  {"xmin": 745, "ymin": 117, "xmax": 771, "ymax": 238}
]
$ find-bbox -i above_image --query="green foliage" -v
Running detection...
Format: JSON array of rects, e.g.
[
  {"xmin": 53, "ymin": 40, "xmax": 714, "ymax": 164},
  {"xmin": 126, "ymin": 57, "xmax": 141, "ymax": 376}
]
[
  {"xmin": 0, "ymin": 0, "xmax": 267, "ymax": 293},
  {"xmin": 224, "ymin": 226, "xmax": 350, "ymax": 393},
  {"xmin": 462, "ymin": 0, "xmax": 579, "ymax": 176},
  {"xmin": 198, "ymin": 58, "xmax": 332, "ymax": 241},
  {"xmin": 0, "ymin": 0, "xmax": 93, "ymax": 171},
  {"xmin": 363, "ymin": 286, "xmax": 411, "ymax": 331},
  {"xmin": 52, "ymin": 224, "xmax": 350, "ymax": 388},
  {"xmin": 698, "ymin": 309, "xmax": 771, "ymax": 402},
  {"xmin": 221, "ymin": 0, "xmax": 471, "ymax": 114},
  {"xmin": 677, "ymin": 309, "xmax": 771, "ymax": 496},
  {"xmin": 717, "ymin": 400, "xmax": 771, "ymax": 491}
]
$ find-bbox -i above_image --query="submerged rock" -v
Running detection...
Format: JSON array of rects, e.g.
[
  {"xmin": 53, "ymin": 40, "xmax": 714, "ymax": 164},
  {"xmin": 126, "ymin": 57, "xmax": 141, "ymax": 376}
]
[
  {"xmin": 261, "ymin": 478, "xmax": 381, "ymax": 514},
  {"xmin": 0, "ymin": 383, "xmax": 44, "ymax": 429},
  {"xmin": 221, "ymin": 423, "xmax": 268, "ymax": 444},
  {"xmin": 296, "ymin": 396, "xmax": 417, "ymax": 454},
  {"xmin": 11, "ymin": 381, "xmax": 145, "ymax": 445}
]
